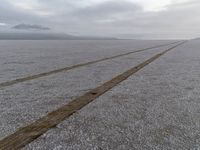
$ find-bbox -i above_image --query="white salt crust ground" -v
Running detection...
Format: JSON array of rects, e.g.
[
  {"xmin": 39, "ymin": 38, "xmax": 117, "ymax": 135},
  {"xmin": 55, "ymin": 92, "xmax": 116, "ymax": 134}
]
[
  {"xmin": 0, "ymin": 42, "xmax": 177, "ymax": 139},
  {"xmin": 23, "ymin": 40, "xmax": 200, "ymax": 150},
  {"xmin": 0, "ymin": 40, "xmax": 174, "ymax": 82}
]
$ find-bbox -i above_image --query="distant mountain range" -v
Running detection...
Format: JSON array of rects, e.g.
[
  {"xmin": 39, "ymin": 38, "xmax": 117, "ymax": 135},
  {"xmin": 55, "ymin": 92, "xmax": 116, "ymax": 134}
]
[
  {"xmin": 0, "ymin": 32, "xmax": 117, "ymax": 40},
  {"xmin": 12, "ymin": 24, "xmax": 51, "ymax": 31}
]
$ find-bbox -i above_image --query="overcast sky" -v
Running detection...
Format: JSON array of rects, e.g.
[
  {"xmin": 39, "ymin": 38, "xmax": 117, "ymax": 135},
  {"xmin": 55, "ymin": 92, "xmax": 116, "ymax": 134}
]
[{"xmin": 0, "ymin": 0, "xmax": 199, "ymax": 39}]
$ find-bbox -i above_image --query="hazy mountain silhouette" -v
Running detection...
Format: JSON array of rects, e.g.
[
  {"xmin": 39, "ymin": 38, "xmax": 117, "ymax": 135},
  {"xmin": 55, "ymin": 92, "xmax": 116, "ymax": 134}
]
[{"xmin": 12, "ymin": 24, "xmax": 50, "ymax": 31}]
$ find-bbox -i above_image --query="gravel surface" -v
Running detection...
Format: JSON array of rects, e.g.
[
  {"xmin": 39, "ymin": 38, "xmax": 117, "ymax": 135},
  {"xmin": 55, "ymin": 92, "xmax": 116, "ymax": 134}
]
[
  {"xmin": 0, "ymin": 40, "xmax": 174, "ymax": 82},
  {"xmin": 22, "ymin": 39, "xmax": 200, "ymax": 150},
  {"xmin": 0, "ymin": 42, "xmax": 176, "ymax": 140}
]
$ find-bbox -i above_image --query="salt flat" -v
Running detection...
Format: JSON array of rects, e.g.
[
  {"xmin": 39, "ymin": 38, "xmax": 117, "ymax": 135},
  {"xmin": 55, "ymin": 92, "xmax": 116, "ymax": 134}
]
[
  {"xmin": 23, "ymin": 39, "xmax": 200, "ymax": 150},
  {"xmin": 0, "ymin": 40, "xmax": 174, "ymax": 82},
  {"xmin": 0, "ymin": 41, "xmax": 176, "ymax": 139},
  {"xmin": 1, "ymin": 39, "xmax": 199, "ymax": 149}
]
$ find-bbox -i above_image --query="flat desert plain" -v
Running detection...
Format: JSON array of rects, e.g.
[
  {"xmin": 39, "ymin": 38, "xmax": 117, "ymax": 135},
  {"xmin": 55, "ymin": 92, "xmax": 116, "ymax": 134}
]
[{"xmin": 0, "ymin": 39, "xmax": 199, "ymax": 150}]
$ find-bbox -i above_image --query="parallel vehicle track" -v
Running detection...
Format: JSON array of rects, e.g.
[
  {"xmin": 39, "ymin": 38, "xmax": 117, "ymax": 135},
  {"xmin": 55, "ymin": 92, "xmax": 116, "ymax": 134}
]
[
  {"xmin": 0, "ymin": 41, "xmax": 186, "ymax": 150},
  {"xmin": 0, "ymin": 41, "xmax": 180, "ymax": 88}
]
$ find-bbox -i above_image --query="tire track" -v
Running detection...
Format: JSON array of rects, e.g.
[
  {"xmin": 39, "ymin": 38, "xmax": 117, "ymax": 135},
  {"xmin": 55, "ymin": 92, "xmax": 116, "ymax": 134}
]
[
  {"xmin": 0, "ymin": 41, "xmax": 181, "ymax": 88},
  {"xmin": 0, "ymin": 41, "xmax": 186, "ymax": 150}
]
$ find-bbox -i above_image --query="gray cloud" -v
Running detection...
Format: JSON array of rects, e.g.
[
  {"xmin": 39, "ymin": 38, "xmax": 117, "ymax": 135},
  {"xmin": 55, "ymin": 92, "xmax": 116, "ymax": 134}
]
[
  {"xmin": 72, "ymin": 1, "xmax": 141, "ymax": 20},
  {"xmin": 0, "ymin": 0, "xmax": 199, "ymax": 39},
  {"xmin": 0, "ymin": 1, "xmax": 42, "ymax": 23}
]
